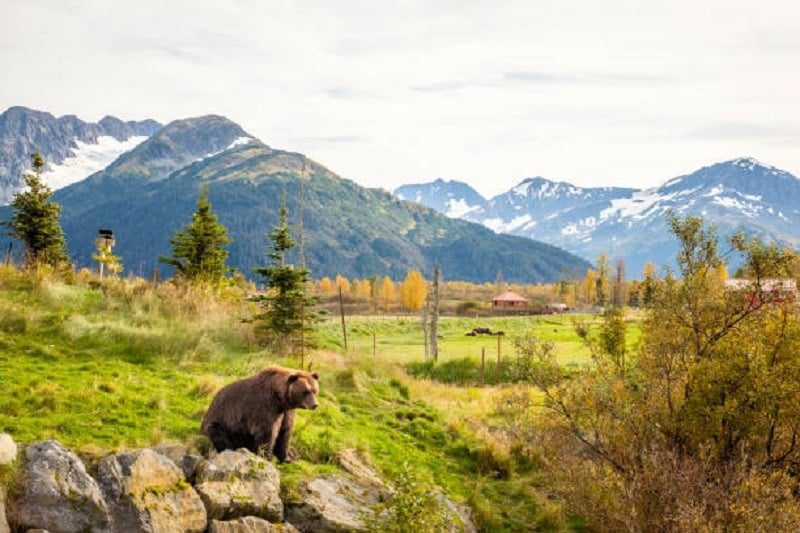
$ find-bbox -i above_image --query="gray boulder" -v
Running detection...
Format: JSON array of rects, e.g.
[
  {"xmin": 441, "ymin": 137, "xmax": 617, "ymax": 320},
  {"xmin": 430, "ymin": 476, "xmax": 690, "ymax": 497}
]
[
  {"xmin": 194, "ymin": 449, "xmax": 283, "ymax": 522},
  {"xmin": 0, "ymin": 434, "xmax": 16, "ymax": 465},
  {"xmin": 151, "ymin": 443, "xmax": 202, "ymax": 483},
  {"xmin": 96, "ymin": 448, "xmax": 206, "ymax": 532},
  {"xmin": 285, "ymin": 475, "xmax": 378, "ymax": 532},
  {"xmin": 438, "ymin": 494, "xmax": 478, "ymax": 533},
  {"xmin": 10, "ymin": 440, "xmax": 112, "ymax": 533},
  {"xmin": 210, "ymin": 516, "xmax": 300, "ymax": 532},
  {"xmin": 335, "ymin": 449, "xmax": 383, "ymax": 488}
]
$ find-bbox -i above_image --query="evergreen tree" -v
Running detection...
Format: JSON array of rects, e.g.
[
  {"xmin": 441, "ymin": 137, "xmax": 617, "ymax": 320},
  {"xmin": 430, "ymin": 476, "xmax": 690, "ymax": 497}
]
[
  {"xmin": 159, "ymin": 187, "xmax": 231, "ymax": 282},
  {"xmin": 4, "ymin": 152, "xmax": 69, "ymax": 268},
  {"xmin": 252, "ymin": 201, "xmax": 319, "ymax": 355}
]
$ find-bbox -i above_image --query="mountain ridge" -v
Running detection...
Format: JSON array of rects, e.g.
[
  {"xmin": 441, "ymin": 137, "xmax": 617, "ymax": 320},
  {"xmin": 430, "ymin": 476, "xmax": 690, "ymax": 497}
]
[
  {"xmin": 0, "ymin": 106, "xmax": 162, "ymax": 204},
  {"xmin": 396, "ymin": 158, "xmax": 800, "ymax": 273},
  {"xmin": 0, "ymin": 111, "xmax": 590, "ymax": 283}
]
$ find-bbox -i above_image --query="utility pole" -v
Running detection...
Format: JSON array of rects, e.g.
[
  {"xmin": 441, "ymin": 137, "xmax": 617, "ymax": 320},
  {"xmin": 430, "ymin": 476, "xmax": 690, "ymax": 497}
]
[{"xmin": 298, "ymin": 162, "xmax": 307, "ymax": 367}]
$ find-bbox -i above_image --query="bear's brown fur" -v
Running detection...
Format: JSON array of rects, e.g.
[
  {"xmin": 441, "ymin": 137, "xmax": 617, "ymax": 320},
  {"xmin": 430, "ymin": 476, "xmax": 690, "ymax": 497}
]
[{"xmin": 201, "ymin": 366, "xmax": 319, "ymax": 461}]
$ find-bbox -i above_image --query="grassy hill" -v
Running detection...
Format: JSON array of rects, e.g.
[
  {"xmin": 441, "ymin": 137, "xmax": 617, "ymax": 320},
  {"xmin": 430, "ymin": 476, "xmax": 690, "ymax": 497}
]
[{"xmin": 0, "ymin": 266, "xmax": 590, "ymax": 531}]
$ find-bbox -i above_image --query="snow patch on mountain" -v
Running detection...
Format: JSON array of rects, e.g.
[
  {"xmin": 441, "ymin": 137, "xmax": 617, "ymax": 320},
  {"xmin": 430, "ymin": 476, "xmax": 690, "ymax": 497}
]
[
  {"xmin": 42, "ymin": 135, "xmax": 147, "ymax": 190},
  {"xmin": 445, "ymin": 198, "xmax": 482, "ymax": 218},
  {"xmin": 197, "ymin": 136, "xmax": 255, "ymax": 162}
]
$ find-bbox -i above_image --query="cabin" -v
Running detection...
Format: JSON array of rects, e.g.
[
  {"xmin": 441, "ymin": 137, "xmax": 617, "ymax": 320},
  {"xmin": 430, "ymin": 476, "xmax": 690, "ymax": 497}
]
[
  {"xmin": 492, "ymin": 290, "xmax": 528, "ymax": 311},
  {"xmin": 724, "ymin": 278, "xmax": 798, "ymax": 308}
]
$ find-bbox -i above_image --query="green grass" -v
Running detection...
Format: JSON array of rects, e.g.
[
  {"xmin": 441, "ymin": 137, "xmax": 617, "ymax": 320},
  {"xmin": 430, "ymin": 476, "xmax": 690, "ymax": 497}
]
[
  {"xmin": 0, "ymin": 270, "xmax": 608, "ymax": 530},
  {"xmin": 318, "ymin": 313, "xmax": 641, "ymax": 378}
]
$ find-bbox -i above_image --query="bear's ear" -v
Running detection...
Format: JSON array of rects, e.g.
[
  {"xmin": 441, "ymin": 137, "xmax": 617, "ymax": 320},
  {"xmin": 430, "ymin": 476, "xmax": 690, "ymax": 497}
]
[
  {"xmin": 311, "ymin": 372, "xmax": 319, "ymax": 381},
  {"xmin": 288, "ymin": 374, "xmax": 300, "ymax": 384}
]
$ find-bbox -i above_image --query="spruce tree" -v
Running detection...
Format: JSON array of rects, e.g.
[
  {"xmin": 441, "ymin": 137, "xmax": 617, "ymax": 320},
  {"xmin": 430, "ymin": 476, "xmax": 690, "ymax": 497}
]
[
  {"xmin": 160, "ymin": 187, "xmax": 231, "ymax": 282},
  {"xmin": 4, "ymin": 152, "xmax": 69, "ymax": 268},
  {"xmin": 252, "ymin": 201, "xmax": 319, "ymax": 356}
]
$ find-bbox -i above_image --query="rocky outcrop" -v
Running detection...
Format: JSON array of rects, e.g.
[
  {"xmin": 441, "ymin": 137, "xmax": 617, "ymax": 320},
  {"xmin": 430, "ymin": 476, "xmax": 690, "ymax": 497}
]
[
  {"xmin": 336, "ymin": 449, "xmax": 383, "ymax": 488},
  {"xmin": 210, "ymin": 516, "xmax": 300, "ymax": 532},
  {"xmin": 3, "ymin": 440, "xmax": 473, "ymax": 533},
  {"xmin": 0, "ymin": 434, "xmax": 16, "ymax": 465},
  {"xmin": 10, "ymin": 440, "xmax": 112, "ymax": 533},
  {"xmin": 285, "ymin": 475, "xmax": 378, "ymax": 532},
  {"xmin": 96, "ymin": 448, "xmax": 206, "ymax": 533},
  {"xmin": 151, "ymin": 443, "xmax": 202, "ymax": 483},
  {"xmin": 194, "ymin": 449, "xmax": 283, "ymax": 522},
  {"xmin": 438, "ymin": 494, "xmax": 478, "ymax": 533}
]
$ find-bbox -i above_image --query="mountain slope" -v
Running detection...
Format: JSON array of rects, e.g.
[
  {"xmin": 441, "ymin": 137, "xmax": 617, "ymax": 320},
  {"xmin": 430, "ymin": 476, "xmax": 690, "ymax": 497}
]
[
  {"xmin": 396, "ymin": 159, "xmax": 800, "ymax": 274},
  {"xmin": 0, "ymin": 106, "xmax": 161, "ymax": 204},
  {"xmin": 0, "ymin": 115, "xmax": 590, "ymax": 283}
]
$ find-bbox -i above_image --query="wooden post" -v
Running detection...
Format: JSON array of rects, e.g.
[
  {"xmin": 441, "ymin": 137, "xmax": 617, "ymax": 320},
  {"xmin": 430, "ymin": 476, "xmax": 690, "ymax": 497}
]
[
  {"xmin": 481, "ymin": 348, "xmax": 485, "ymax": 386},
  {"xmin": 372, "ymin": 332, "xmax": 376, "ymax": 356},
  {"xmin": 3, "ymin": 242, "xmax": 12, "ymax": 267},
  {"xmin": 496, "ymin": 336, "xmax": 501, "ymax": 385},
  {"xmin": 339, "ymin": 287, "xmax": 348, "ymax": 352}
]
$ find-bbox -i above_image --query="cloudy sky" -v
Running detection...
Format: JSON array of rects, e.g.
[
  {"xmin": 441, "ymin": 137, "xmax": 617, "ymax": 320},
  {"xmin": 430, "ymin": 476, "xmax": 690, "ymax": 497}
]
[{"xmin": 2, "ymin": 0, "xmax": 799, "ymax": 196}]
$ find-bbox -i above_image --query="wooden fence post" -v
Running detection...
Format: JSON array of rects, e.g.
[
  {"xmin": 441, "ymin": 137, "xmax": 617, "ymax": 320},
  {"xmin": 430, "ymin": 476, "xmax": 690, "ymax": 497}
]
[
  {"xmin": 496, "ymin": 336, "xmax": 501, "ymax": 384},
  {"xmin": 481, "ymin": 348, "xmax": 485, "ymax": 386},
  {"xmin": 339, "ymin": 287, "xmax": 348, "ymax": 352}
]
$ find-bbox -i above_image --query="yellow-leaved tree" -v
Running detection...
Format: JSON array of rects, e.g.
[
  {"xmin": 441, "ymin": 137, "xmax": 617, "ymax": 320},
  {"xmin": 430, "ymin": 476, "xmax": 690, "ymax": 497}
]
[
  {"xmin": 378, "ymin": 276, "xmax": 395, "ymax": 311},
  {"xmin": 335, "ymin": 274, "xmax": 351, "ymax": 294},
  {"xmin": 352, "ymin": 278, "xmax": 372, "ymax": 301},
  {"xmin": 399, "ymin": 270, "xmax": 427, "ymax": 310},
  {"xmin": 317, "ymin": 277, "xmax": 335, "ymax": 295}
]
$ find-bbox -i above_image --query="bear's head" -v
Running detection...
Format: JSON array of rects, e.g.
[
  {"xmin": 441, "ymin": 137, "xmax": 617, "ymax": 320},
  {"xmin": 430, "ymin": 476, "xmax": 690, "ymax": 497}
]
[{"xmin": 287, "ymin": 372, "xmax": 319, "ymax": 410}]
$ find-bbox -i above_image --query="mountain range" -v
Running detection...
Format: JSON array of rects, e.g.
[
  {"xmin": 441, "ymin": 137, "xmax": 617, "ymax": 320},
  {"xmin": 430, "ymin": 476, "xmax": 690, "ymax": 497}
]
[
  {"xmin": 396, "ymin": 159, "xmax": 800, "ymax": 274},
  {"xmin": 0, "ymin": 107, "xmax": 590, "ymax": 283},
  {"xmin": 0, "ymin": 106, "xmax": 161, "ymax": 204}
]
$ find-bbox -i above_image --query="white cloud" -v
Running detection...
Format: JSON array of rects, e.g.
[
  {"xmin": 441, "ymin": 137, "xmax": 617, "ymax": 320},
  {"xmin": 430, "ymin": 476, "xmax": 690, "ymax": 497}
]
[{"xmin": 1, "ymin": 0, "xmax": 800, "ymax": 197}]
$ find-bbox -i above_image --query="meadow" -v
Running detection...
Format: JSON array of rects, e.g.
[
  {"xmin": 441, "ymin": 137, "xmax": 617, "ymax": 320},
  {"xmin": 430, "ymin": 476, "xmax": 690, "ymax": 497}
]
[{"xmin": 0, "ymin": 266, "xmax": 645, "ymax": 530}]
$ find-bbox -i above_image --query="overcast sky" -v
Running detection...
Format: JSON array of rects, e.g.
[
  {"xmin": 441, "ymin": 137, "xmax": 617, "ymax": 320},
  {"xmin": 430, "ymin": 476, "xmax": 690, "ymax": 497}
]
[{"xmin": 2, "ymin": 0, "xmax": 799, "ymax": 197}]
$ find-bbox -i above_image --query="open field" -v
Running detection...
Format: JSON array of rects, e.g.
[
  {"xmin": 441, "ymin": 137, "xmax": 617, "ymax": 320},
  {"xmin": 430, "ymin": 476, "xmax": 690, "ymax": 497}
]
[
  {"xmin": 318, "ymin": 313, "xmax": 642, "ymax": 369},
  {"xmin": 0, "ymin": 269, "xmax": 602, "ymax": 530}
]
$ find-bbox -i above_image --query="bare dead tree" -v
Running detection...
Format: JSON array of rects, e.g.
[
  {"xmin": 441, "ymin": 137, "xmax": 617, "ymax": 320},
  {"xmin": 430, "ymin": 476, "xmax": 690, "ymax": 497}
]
[{"xmin": 429, "ymin": 265, "xmax": 440, "ymax": 361}]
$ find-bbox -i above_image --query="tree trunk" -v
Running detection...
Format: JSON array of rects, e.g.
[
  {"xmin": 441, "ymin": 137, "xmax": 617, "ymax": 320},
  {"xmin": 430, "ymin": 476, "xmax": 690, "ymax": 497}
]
[{"xmin": 429, "ymin": 265, "xmax": 440, "ymax": 361}]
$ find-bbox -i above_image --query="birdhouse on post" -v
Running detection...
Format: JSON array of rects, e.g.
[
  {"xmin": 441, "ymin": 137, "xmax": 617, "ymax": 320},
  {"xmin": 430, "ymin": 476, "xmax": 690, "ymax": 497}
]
[{"xmin": 95, "ymin": 229, "xmax": 116, "ymax": 278}]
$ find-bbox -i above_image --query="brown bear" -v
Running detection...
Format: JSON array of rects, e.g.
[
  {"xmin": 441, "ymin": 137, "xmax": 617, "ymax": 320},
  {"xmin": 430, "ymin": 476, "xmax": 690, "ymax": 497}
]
[{"xmin": 201, "ymin": 366, "xmax": 319, "ymax": 462}]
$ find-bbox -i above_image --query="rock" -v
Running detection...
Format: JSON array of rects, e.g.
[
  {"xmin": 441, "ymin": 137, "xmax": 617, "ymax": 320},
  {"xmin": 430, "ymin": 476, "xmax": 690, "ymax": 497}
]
[
  {"xmin": 0, "ymin": 486, "xmax": 9, "ymax": 533},
  {"xmin": 96, "ymin": 448, "xmax": 206, "ymax": 533},
  {"xmin": 151, "ymin": 443, "xmax": 202, "ymax": 483},
  {"xmin": 194, "ymin": 449, "xmax": 283, "ymax": 522},
  {"xmin": 210, "ymin": 516, "xmax": 300, "ymax": 532},
  {"xmin": 336, "ymin": 449, "xmax": 383, "ymax": 488},
  {"xmin": 0, "ymin": 434, "xmax": 16, "ymax": 465},
  {"xmin": 438, "ymin": 494, "xmax": 478, "ymax": 533},
  {"xmin": 10, "ymin": 440, "xmax": 112, "ymax": 533},
  {"xmin": 285, "ymin": 475, "xmax": 378, "ymax": 532}
]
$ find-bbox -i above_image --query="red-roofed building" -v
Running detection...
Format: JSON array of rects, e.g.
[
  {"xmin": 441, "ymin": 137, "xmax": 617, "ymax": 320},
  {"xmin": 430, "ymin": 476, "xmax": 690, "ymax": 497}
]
[{"xmin": 492, "ymin": 290, "xmax": 528, "ymax": 311}]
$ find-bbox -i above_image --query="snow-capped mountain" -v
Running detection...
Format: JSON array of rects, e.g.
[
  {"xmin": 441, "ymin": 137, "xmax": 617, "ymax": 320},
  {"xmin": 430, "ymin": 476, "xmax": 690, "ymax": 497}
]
[
  {"xmin": 394, "ymin": 158, "xmax": 800, "ymax": 274},
  {"xmin": 396, "ymin": 179, "xmax": 489, "ymax": 219},
  {"xmin": 0, "ymin": 106, "xmax": 161, "ymax": 204}
]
